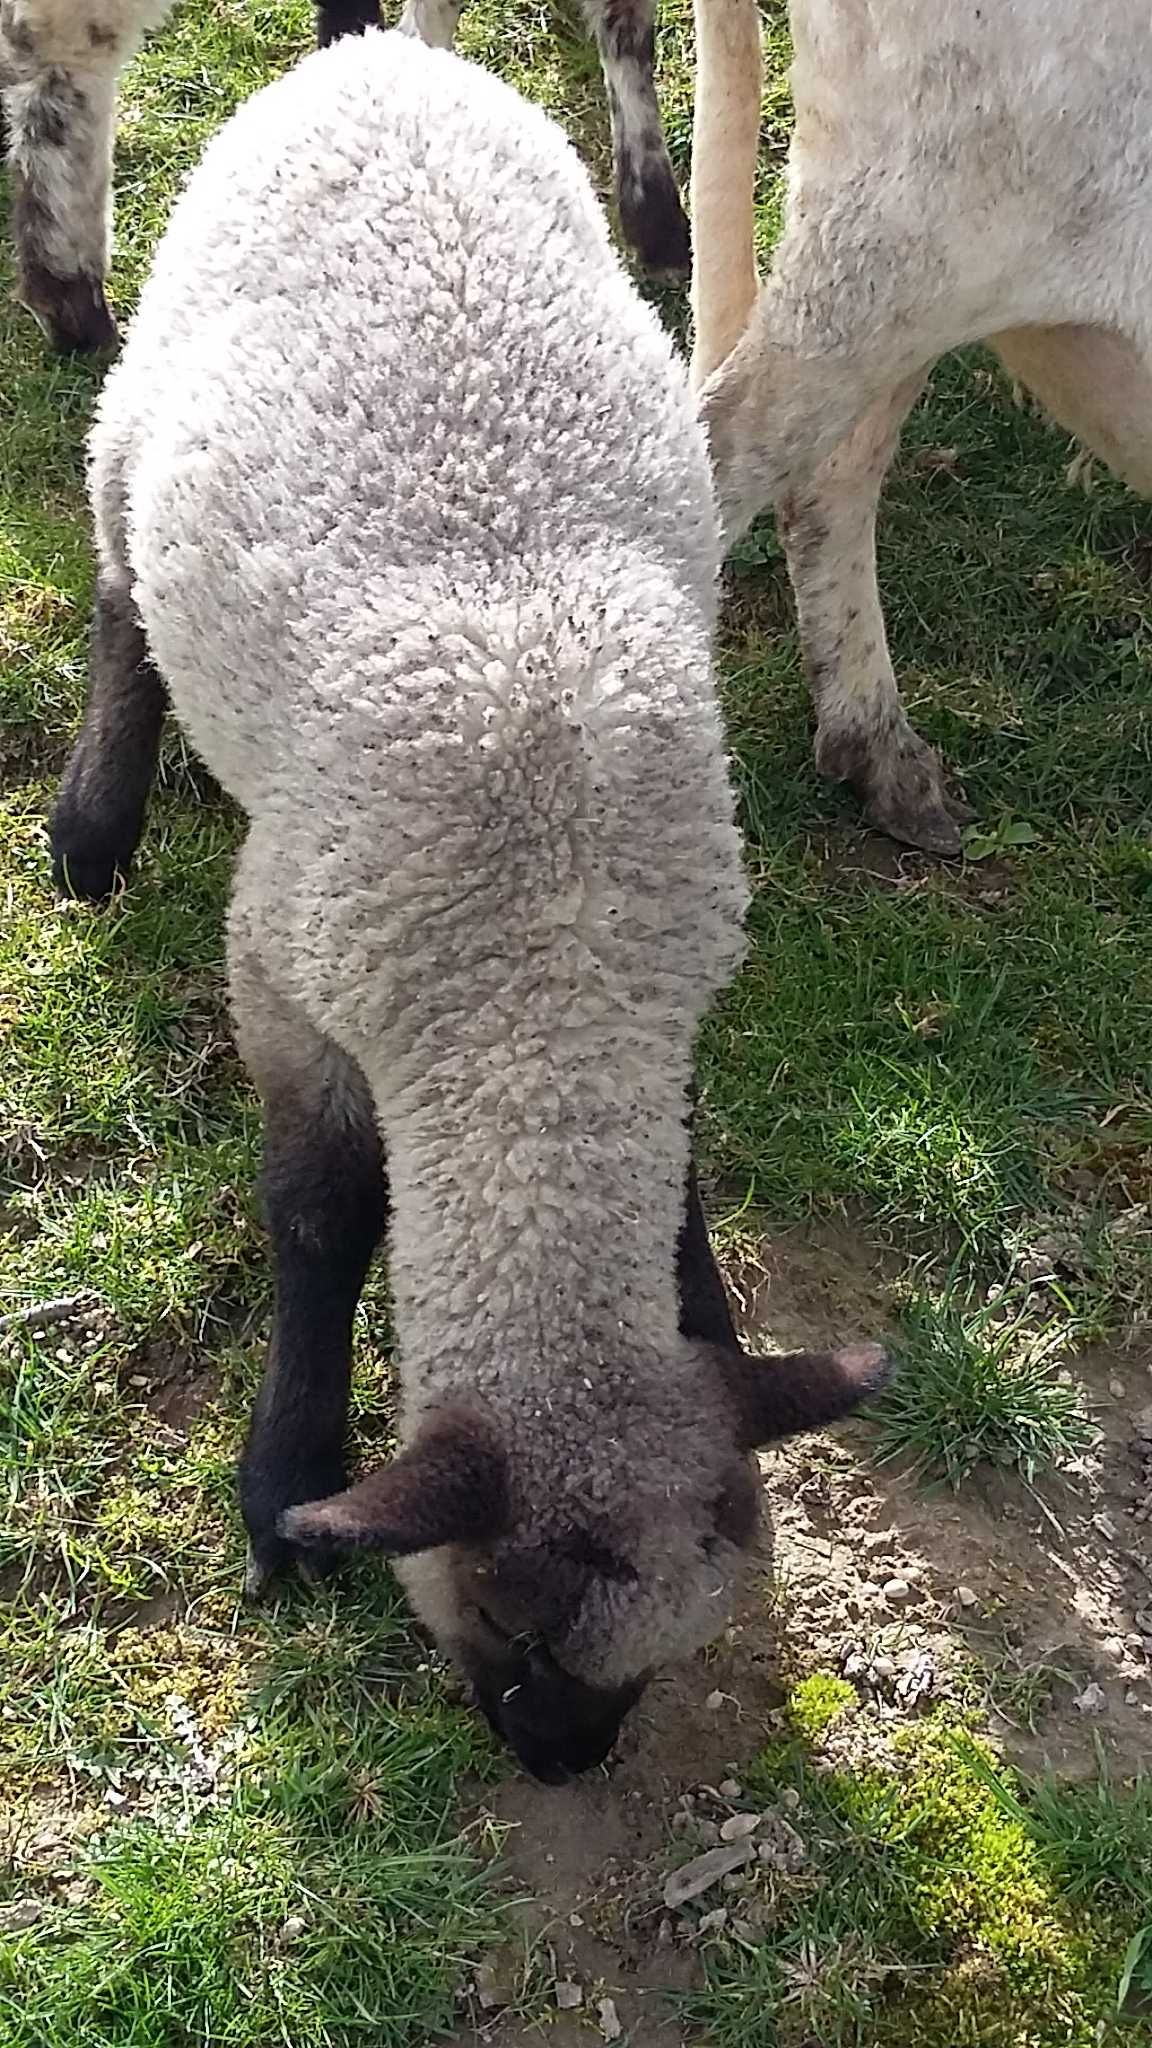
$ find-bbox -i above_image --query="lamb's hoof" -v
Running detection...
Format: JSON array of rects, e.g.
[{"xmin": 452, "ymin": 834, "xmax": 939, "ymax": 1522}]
[
  {"xmin": 19, "ymin": 265, "xmax": 119, "ymax": 355},
  {"xmin": 618, "ymin": 166, "xmax": 691, "ymax": 282},
  {"xmin": 817, "ymin": 721, "xmax": 971, "ymax": 859},
  {"xmin": 50, "ymin": 798, "xmax": 136, "ymax": 903},
  {"xmin": 242, "ymin": 1538, "xmax": 335, "ymax": 1602}
]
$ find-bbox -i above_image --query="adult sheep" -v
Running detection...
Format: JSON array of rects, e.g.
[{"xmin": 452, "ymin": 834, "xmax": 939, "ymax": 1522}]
[
  {"xmin": 691, "ymin": 0, "xmax": 1152, "ymax": 856},
  {"xmin": 0, "ymin": 0, "xmax": 372, "ymax": 353},
  {"xmin": 50, "ymin": 30, "xmax": 886, "ymax": 1778}
]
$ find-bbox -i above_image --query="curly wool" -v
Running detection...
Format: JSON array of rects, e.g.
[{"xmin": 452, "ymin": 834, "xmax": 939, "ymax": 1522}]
[{"xmin": 93, "ymin": 31, "xmax": 750, "ymax": 1682}]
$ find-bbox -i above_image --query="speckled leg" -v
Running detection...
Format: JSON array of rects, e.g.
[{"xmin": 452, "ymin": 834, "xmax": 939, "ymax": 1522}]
[
  {"xmin": 583, "ymin": 0, "xmax": 688, "ymax": 276},
  {"xmin": 777, "ymin": 375, "xmax": 971, "ymax": 856}
]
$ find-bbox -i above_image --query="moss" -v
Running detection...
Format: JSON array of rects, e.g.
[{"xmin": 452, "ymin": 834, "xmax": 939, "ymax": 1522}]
[
  {"xmin": 691, "ymin": 1710, "xmax": 1144, "ymax": 2047},
  {"xmin": 786, "ymin": 1671, "xmax": 859, "ymax": 1740}
]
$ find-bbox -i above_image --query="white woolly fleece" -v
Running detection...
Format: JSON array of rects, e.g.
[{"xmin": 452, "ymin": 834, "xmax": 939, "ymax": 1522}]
[{"xmin": 92, "ymin": 30, "xmax": 749, "ymax": 1685}]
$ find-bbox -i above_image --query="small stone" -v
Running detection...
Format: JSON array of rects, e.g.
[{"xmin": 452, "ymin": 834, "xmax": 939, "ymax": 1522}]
[
  {"xmin": 1109, "ymin": 1378, "xmax": 1126, "ymax": 1399},
  {"xmin": 1126, "ymin": 1688, "xmax": 1141, "ymax": 1706},
  {"xmin": 568, "ymin": 1912, "xmax": 584, "ymax": 1927},
  {"xmin": 718, "ymin": 1778, "xmax": 742, "ymax": 1799},
  {"xmin": 956, "ymin": 1584, "xmax": 979, "ymax": 1608},
  {"xmin": 555, "ymin": 1982, "xmax": 584, "ymax": 2012},
  {"xmin": 0, "ymin": 1900, "xmax": 45, "ymax": 1931},
  {"xmin": 704, "ymin": 1690, "xmax": 727, "ymax": 1712},
  {"xmin": 778, "ymin": 1787, "xmax": 801, "ymax": 1812},
  {"xmin": 871, "ymin": 1655, "xmax": 898, "ymax": 1680},
  {"xmin": 719, "ymin": 1811, "xmax": 762, "ymax": 1842},
  {"xmin": 1102, "ymin": 1636, "xmax": 1126, "ymax": 1660},
  {"xmin": 279, "ymin": 1915, "xmax": 308, "ymax": 1943},
  {"xmin": 656, "ymin": 1916, "xmax": 675, "ymax": 1947},
  {"xmin": 696, "ymin": 1908, "xmax": 728, "ymax": 1936},
  {"xmin": 664, "ymin": 1839, "xmax": 755, "ymax": 1909},
  {"xmin": 883, "ymin": 1576, "xmax": 911, "ymax": 1602},
  {"xmin": 731, "ymin": 1918, "xmax": 760, "ymax": 1943},
  {"xmin": 597, "ymin": 1996, "xmax": 623, "ymax": 2041},
  {"xmin": 474, "ymin": 1962, "xmax": 514, "ymax": 2012},
  {"xmin": 694, "ymin": 1819, "xmax": 721, "ymax": 1846},
  {"xmin": 722, "ymin": 1871, "xmax": 748, "ymax": 1892},
  {"xmin": 1073, "ymin": 1682, "xmax": 1107, "ymax": 1715}
]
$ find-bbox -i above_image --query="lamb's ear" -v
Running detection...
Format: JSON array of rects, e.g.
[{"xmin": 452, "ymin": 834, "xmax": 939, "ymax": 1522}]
[
  {"xmin": 723, "ymin": 1343, "xmax": 890, "ymax": 1450},
  {"xmin": 279, "ymin": 1409, "xmax": 508, "ymax": 1555}
]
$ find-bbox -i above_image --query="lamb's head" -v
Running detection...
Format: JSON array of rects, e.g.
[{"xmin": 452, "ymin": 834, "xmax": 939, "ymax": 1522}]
[{"xmin": 279, "ymin": 1340, "xmax": 887, "ymax": 1781}]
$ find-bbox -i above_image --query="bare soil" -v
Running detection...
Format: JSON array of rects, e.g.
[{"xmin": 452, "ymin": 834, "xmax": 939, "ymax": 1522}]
[{"xmin": 456, "ymin": 1223, "xmax": 1152, "ymax": 2044}]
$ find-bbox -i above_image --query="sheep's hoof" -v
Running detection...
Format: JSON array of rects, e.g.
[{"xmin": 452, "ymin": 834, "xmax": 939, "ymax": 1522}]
[
  {"xmin": 50, "ymin": 799, "xmax": 137, "ymax": 903},
  {"xmin": 243, "ymin": 1535, "xmax": 337, "ymax": 1602},
  {"xmin": 244, "ymin": 1542, "xmax": 278, "ymax": 1603},
  {"xmin": 816, "ymin": 721, "xmax": 972, "ymax": 859},
  {"xmin": 18, "ymin": 264, "xmax": 119, "ymax": 355},
  {"xmin": 618, "ymin": 165, "xmax": 691, "ymax": 282}
]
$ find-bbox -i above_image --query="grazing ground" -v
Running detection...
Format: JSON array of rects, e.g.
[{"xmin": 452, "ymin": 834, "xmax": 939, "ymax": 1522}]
[{"xmin": 1, "ymin": 2, "xmax": 1150, "ymax": 2043}]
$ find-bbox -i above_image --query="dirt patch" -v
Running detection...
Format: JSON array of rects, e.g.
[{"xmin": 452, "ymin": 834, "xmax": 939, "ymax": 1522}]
[
  {"xmin": 456, "ymin": 1224, "xmax": 1151, "ymax": 2043},
  {"xmin": 813, "ymin": 827, "xmax": 1017, "ymax": 905}
]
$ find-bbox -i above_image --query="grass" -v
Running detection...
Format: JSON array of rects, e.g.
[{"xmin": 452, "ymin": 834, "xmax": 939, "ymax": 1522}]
[
  {"xmin": 871, "ymin": 1282, "xmax": 1097, "ymax": 1487},
  {"xmin": 1, "ymin": 0, "xmax": 1151, "ymax": 2043},
  {"xmin": 683, "ymin": 1688, "xmax": 1152, "ymax": 2048}
]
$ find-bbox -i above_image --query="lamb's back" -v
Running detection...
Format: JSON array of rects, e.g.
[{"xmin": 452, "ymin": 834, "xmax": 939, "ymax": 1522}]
[{"xmin": 95, "ymin": 31, "xmax": 716, "ymax": 800}]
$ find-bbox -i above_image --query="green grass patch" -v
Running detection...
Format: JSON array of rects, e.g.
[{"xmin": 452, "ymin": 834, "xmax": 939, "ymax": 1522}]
[
  {"xmin": 870, "ymin": 1283, "xmax": 1097, "ymax": 1487},
  {"xmin": 688, "ymin": 1706, "xmax": 1152, "ymax": 2047}
]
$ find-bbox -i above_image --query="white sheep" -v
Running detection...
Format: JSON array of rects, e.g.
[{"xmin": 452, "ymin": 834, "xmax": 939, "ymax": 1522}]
[
  {"xmin": 691, "ymin": 0, "xmax": 1152, "ymax": 855},
  {"xmin": 0, "ymin": 0, "xmax": 375, "ymax": 351},
  {"xmin": 51, "ymin": 29, "xmax": 885, "ymax": 1777}
]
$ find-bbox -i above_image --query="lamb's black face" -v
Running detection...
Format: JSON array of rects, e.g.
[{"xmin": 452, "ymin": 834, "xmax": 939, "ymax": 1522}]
[{"xmin": 460, "ymin": 1630, "xmax": 647, "ymax": 1784}]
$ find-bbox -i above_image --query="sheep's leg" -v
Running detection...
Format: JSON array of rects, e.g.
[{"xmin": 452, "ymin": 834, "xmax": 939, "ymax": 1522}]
[
  {"xmin": 777, "ymin": 374, "xmax": 972, "ymax": 856},
  {"xmin": 704, "ymin": 341, "xmax": 968, "ymax": 854},
  {"xmin": 582, "ymin": 0, "xmax": 688, "ymax": 277},
  {"xmin": 2, "ymin": 47, "xmax": 121, "ymax": 351},
  {"xmin": 315, "ymin": 0, "xmax": 380, "ymax": 45},
  {"xmin": 229, "ymin": 944, "xmax": 388, "ymax": 1596},
  {"xmin": 990, "ymin": 323, "xmax": 1152, "ymax": 497},
  {"xmin": 396, "ymin": 0, "xmax": 465, "ymax": 52},
  {"xmin": 51, "ymin": 573, "xmax": 166, "ymax": 898}
]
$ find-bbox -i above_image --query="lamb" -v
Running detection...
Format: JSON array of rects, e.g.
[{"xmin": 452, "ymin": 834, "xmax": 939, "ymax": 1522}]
[
  {"xmin": 690, "ymin": 0, "xmax": 1152, "ymax": 855},
  {"xmin": 0, "ymin": 0, "xmax": 373, "ymax": 352},
  {"xmin": 50, "ymin": 29, "xmax": 886, "ymax": 1778}
]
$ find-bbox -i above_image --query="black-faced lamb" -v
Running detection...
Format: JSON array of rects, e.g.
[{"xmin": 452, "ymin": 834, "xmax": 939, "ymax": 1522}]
[
  {"xmin": 691, "ymin": 0, "xmax": 1152, "ymax": 856},
  {"xmin": 0, "ymin": 0, "xmax": 373, "ymax": 352},
  {"xmin": 50, "ymin": 29, "xmax": 886, "ymax": 1779}
]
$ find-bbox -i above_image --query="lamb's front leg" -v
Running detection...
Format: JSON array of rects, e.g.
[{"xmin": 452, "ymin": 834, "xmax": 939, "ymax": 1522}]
[
  {"xmin": 229, "ymin": 940, "xmax": 388, "ymax": 1596},
  {"xmin": 1, "ymin": 35, "xmax": 122, "ymax": 351},
  {"xmin": 315, "ymin": 0, "xmax": 380, "ymax": 46},
  {"xmin": 582, "ymin": 0, "xmax": 689, "ymax": 276}
]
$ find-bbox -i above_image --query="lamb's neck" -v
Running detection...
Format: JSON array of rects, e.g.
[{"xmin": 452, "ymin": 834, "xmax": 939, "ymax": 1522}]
[{"xmin": 376, "ymin": 1070, "xmax": 692, "ymax": 1380}]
